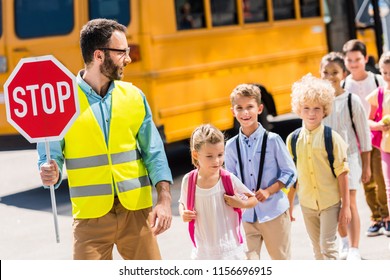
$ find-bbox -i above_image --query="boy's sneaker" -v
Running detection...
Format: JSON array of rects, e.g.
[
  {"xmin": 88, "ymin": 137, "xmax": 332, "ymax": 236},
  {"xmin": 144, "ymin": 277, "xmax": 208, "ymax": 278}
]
[
  {"xmin": 339, "ymin": 247, "xmax": 348, "ymax": 260},
  {"xmin": 346, "ymin": 248, "xmax": 361, "ymax": 260},
  {"xmin": 384, "ymin": 221, "xmax": 390, "ymax": 237},
  {"xmin": 366, "ymin": 221, "xmax": 384, "ymax": 237},
  {"xmin": 339, "ymin": 240, "xmax": 349, "ymax": 260}
]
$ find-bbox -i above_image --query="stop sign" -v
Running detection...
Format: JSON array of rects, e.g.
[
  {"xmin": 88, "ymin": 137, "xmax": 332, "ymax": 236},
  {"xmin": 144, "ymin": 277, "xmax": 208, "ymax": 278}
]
[{"xmin": 4, "ymin": 55, "xmax": 79, "ymax": 143}]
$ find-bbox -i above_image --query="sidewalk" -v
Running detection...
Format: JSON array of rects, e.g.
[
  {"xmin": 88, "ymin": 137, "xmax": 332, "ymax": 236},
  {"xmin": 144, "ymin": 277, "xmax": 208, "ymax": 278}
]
[{"xmin": 0, "ymin": 149, "xmax": 389, "ymax": 260}]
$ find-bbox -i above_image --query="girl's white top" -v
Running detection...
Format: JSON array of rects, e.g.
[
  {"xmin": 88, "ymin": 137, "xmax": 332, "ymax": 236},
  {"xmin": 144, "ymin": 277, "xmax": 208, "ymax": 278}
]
[
  {"xmin": 179, "ymin": 171, "xmax": 253, "ymax": 260},
  {"xmin": 323, "ymin": 90, "xmax": 372, "ymax": 155}
]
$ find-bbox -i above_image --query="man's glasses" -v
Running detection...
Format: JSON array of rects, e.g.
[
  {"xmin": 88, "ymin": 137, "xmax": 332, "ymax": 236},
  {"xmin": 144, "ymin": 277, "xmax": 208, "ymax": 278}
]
[{"xmin": 99, "ymin": 47, "xmax": 130, "ymax": 57}]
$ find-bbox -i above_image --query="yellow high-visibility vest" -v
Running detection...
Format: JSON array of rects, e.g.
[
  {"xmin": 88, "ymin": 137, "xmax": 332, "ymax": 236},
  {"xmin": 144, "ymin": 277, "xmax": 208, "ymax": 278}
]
[{"xmin": 64, "ymin": 81, "xmax": 152, "ymax": 219}]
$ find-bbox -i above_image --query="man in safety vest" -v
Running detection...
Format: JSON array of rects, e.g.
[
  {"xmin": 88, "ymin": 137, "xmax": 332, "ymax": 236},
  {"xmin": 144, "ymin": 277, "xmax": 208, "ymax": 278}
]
[{"xmin": 38, "ymin": 18, "xmax": 173, "ymax": 260}]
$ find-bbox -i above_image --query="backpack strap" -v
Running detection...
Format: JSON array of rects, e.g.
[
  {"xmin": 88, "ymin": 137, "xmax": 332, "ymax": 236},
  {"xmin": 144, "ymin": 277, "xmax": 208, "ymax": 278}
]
[
  {"xmin": 220, "ymin": 168, "xmax": 243, "ymax": 244},
  {"xmin": 378, "ymin": 86, "xmax": 384, "ymax": 114},
  {"xmin": 235, "ymin": 130, "xmax": 268, "ymax": 223},
  {"xmin": 220, "ymin": 168, "xmax": 234, "ymax": 195},
  {"xmin": 291, "ymin": 126, "xmax": 336, "ymax": 178},
  {"xmin": 342, "ymin": 73, "xmax": 378, "ymax": 89},
  {"xmin": 290, "ymin": 128, "xmax": 301, "ymax": 189},
  {"xmin": 374, "ymin": 86, "xmax": 384, "ymax": 125},
  {"xmin": 324, "ymin": 125, "xmax": 336, "ymax": 178},
  {"xmin": 187, "ymin": 169, "xmax": 244, "ymax": 247},
  {"xmin": 291, "ymin": 127, "xmax": 302, "ymax": 165},
  {"xmin": 257, "ymin": 131, "xmax": 268, "ymax": 191},
  {"xmin": 235, "ymin": 130, "xmax": 268, "ymax": 191},
  {"xmin": 374, "ymin": 74, "xmax": 379, "ymax": 87},
  {"xmin": 187, "ymin": 169, "xmax": 198, "ymax": 247},
  {"xmin": 347, "ymin": 93, "xmax": 357, "ymax": 136},
  {"xmin": 235, "ymin": 136, "xmax": 244, "ymax": 182}
]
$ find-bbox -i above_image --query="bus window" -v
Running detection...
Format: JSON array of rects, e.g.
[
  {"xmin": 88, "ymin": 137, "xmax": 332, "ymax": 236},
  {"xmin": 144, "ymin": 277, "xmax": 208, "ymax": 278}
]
[
  {"xmin": 243, "ymin": 0, "xmax": 268, "ymax": 23},
  {"xmin": 300, "ymin": 0, "xmax": 321, "ymax": 18},
  {"xmin": 273, "ymin": 0, "xmax": 295, "ymax": 20},
  {"xmin": 15, "ymin": 0, "xmax": 74, "ymax": 39},
  {"xmin": 211, "ymin": 0, "xmax": 238, "ymax": 26},
  {"xmin": 175, "ymin": 0, "xmax": 206, "ymax": 30},
  {"xmin": 89, "ymin": 0, "xmax": 130, "ymax": 26}
]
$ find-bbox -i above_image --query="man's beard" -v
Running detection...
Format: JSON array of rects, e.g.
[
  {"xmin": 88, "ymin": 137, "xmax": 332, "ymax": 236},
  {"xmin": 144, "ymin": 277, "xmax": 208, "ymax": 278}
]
[{"xmin": 100, "ymin": 55, "xmax": 122, "ymax": 81}]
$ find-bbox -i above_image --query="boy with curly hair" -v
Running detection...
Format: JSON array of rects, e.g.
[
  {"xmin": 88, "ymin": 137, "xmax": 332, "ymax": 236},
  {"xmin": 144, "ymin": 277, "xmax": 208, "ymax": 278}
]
[{"xmin": 287, "ymin": 74, "xmax": 351, "ymax": 260}]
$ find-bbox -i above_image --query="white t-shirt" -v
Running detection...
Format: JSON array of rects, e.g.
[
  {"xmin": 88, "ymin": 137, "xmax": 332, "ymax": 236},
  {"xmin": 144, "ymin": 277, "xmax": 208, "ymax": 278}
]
[
  {"xmin": 343, "ymin": 72, "xmax": 384, "ymax": 116},
  {"xmin": 179, "ymin": 171, "xmax": 253, "ymax": 260},
  {"xmin": 323, "ymin": 90, "xmax": 372, "ymax": 155}
]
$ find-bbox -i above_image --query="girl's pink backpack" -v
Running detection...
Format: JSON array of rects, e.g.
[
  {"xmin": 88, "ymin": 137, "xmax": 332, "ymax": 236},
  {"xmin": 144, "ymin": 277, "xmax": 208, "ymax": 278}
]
[
  {"xmin": 186, "ymin": 168, "xmax": 243, "ymax": 247},
  {"xmin": 371, "ymin": 87, "xmax": 384, "ymax": 149}
]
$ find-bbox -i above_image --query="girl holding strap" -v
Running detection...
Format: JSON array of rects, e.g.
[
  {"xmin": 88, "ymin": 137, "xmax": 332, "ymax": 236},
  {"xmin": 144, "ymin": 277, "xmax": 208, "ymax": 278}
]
[{"xmin": 179, "ymin": 124, "xmax": 257, "ymax": 260}]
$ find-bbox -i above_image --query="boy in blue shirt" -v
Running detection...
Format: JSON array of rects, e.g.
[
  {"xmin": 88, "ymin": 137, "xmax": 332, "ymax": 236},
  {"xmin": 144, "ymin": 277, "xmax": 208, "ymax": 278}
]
[{"xmin": 225, "ymin": 84, "xmax": 297, "ymax": 260}]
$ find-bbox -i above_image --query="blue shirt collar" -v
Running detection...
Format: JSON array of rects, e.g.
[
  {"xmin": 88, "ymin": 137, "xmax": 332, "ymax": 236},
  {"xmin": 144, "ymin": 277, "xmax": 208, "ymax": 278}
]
[
  {"xmin": 238, "ymin": 123, "xmax": 265, "ymax": 142},
  {"xmin": 76, "ymin": 70, "xmax": 115, "ymax": 100}
]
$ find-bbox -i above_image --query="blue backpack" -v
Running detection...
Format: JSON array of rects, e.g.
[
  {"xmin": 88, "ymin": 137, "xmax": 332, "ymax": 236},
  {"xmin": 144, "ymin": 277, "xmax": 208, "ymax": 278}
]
[{"xmin": 290, "ymin": 125, "xmax": 336, "ymax": 178}]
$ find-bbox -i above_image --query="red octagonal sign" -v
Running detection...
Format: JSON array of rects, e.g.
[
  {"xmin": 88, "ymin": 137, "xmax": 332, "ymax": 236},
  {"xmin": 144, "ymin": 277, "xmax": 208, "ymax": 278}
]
[{"xmin": 4, "ymin": 55, "xmax": 79, "ymax": 143}]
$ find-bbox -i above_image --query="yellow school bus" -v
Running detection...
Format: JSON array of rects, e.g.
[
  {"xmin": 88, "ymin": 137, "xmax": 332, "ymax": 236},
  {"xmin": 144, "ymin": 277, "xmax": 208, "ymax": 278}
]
[{"xmin": 0, "ymin": 0, "xmax": 374, "ymax": 143}]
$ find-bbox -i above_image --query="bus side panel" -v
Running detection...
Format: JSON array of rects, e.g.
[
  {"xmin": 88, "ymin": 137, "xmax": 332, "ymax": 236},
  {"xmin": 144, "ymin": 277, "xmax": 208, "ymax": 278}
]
[
  {"xmin": 0, "ymin": 1, "xmax": 13, "ymax": 134},
  {"xmin": 141, "ymin": 20, "xmax": 327, "ymax": 143}
]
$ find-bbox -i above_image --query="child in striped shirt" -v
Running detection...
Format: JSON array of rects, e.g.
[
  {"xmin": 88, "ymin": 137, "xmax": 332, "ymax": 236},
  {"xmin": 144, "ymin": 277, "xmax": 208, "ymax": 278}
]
[{"xmin": 322, "ymin": 52, "xmax": 372, "ymax": 260}]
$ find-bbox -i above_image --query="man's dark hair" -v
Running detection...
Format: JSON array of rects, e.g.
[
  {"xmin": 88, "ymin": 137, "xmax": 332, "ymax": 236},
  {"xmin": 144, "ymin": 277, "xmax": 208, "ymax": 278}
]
[{"xmin": 80, "ymin": 18, "xmax": 127, "ymax": 64}]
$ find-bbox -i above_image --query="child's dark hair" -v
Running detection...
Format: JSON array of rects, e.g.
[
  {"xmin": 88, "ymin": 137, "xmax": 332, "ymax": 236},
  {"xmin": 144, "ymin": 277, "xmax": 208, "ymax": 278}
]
[
  {"xmin": 342, "ymin": 39, "xmax": 367, "ymax": 57},
  {"xmin": 379, "ymin": 51, "xmax": 390, "ymax": 68},
  {"xmin": 321, "ymin": 52, "xmax": 347, "ymax": 72},
  {"xmin": 190, "ymin": 124, "xmax": 225, "ymax": 167}
]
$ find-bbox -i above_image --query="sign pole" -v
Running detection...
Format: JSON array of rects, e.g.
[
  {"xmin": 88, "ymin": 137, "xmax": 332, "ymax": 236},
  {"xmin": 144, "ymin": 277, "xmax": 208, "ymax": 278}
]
[
  {"xmin": 45, "ymin": 140, "xmax": 60, "ymax": 243},
  {"xmin": 4, "ymin": 55, "xmax": 79, "ymax": 244}
]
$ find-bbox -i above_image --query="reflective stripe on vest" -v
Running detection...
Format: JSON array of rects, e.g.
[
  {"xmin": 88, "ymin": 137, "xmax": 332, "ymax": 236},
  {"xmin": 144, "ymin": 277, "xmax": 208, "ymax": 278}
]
[
  {"xmin": 64, "ymin": 81, "xmax": 153, "ymax": 219},
  {"xmin": 69, "ymin": 174, "xmax": 150, "ymax": 198},
  {"xmin": 69, "ymin": 183, "xmax": 112, "ymax": 198},
  {"xmin": 66, "ymin": 150, "xmax": 141, "ymax": 170}
]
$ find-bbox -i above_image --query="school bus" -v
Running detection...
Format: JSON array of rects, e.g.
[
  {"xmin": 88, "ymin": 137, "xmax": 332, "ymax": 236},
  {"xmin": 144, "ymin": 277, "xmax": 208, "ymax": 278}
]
[{"xmin": 0, "ymin": 0, "xmax": 382, "ymax": 143}]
